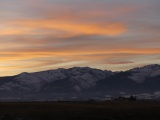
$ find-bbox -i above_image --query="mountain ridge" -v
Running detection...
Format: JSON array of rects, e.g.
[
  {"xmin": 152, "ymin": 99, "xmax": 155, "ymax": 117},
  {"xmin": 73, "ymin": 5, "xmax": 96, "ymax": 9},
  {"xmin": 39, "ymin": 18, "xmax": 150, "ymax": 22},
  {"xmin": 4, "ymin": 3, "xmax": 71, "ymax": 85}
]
[{"xmin": 0, "ymin": 64, "xmax": 160, "ymax": 101}]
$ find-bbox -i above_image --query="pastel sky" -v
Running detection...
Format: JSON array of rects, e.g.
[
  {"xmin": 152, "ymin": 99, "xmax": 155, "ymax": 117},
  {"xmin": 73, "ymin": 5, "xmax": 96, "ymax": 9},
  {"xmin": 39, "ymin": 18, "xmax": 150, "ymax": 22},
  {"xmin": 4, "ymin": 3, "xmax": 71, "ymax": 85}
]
[{"xmin": 0, "ymin": 0, "xmax": 160, "ymax": 76}]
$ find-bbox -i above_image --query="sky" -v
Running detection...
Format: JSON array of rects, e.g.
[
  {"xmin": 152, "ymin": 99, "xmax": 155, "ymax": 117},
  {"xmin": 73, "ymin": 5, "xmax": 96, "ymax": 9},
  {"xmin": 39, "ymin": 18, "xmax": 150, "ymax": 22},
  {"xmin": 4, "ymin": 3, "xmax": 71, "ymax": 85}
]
[{"xmin": 0, "ymin": 0, "xmax": 160, "ymax": 76}]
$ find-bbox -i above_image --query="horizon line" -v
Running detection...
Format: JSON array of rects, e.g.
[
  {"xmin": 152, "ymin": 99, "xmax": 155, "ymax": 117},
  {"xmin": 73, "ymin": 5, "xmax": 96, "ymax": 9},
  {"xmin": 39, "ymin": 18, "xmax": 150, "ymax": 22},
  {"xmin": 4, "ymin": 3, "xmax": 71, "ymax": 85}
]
[{"xmin": 1, "ymin": 64, "xmax": 160, "ymax": 77}]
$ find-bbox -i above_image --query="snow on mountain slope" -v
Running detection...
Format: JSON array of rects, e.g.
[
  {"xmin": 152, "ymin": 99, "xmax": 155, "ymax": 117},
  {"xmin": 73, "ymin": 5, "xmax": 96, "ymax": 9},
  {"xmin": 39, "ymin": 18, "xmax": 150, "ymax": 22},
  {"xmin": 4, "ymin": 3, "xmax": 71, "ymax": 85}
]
[
  {"xmin": 128, "ymin": 64, "xmax": 160, "ymax": 83},
  {"xmin": 0, "ymin": 65, "xmax": 160, "ymax": 100},
  {"xmin": 16, "ymin": 69, "xmax": 67, "ymax": 85},
  {"xmin": 0, "ymin": 67, "xmax": 110, "ymax": 92},
  {"xmin": 68, "ymin": 67, "xmax": 107, "ymax": 89}
]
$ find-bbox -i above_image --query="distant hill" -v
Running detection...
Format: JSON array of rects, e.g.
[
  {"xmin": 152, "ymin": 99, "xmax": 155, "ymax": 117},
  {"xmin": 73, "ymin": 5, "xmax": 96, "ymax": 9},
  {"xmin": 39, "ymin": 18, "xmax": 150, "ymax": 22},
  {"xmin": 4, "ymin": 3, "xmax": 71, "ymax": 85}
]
[{"xmin": 0, "ymin": 65, "xmax": 160, "ymax": 101}]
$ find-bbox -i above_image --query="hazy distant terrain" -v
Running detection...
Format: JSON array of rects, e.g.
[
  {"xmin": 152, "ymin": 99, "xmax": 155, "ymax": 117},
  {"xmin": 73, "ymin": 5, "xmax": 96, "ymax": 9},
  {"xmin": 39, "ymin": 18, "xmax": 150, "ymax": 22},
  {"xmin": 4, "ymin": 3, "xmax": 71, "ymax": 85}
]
[{"xmin": 0, "ymin": 64, "xmax": 160, "ymax": 101}]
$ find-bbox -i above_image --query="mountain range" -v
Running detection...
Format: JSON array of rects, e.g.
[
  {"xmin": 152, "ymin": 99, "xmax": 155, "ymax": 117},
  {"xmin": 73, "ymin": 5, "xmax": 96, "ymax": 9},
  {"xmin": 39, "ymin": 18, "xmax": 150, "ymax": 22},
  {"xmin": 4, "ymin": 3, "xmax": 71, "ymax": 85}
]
[{"xmin": 0, "ymin": 64, "xmax": 160, "ymax": 101}]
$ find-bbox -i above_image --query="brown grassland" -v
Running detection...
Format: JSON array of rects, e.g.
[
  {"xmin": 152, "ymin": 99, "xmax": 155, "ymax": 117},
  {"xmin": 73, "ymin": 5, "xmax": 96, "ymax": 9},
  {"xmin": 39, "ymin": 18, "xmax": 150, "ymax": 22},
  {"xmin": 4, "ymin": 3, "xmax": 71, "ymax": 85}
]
[{"xmin": 0, "ymin": 101, "xmax": 160, "ymax": 120}]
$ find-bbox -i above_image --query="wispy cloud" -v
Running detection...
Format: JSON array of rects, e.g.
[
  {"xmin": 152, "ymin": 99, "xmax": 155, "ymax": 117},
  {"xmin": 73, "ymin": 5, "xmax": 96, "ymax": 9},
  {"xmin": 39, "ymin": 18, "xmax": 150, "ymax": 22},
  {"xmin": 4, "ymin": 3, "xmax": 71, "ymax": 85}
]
[{"xmin": 0, "ymin": 0, "xmax": 160, "ymax": 76}]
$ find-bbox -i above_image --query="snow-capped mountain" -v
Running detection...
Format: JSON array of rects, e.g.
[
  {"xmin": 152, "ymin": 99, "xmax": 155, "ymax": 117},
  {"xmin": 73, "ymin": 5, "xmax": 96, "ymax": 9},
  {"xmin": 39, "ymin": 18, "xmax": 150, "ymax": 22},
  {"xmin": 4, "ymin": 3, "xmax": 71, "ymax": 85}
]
[
  {"xmin": 0, "ymin": 65, "xmax": 160, "ymax": 101},
  {"xmin": 128, "ymin": 64, "xmax": 160, "ymax": 83},
  {"xmin": 13, "ymin": 67, "xmax": 110, "ymax": 91},
  {"xmin": 0, "ymin": 67, "xmax": 112, "ymax": 100}
]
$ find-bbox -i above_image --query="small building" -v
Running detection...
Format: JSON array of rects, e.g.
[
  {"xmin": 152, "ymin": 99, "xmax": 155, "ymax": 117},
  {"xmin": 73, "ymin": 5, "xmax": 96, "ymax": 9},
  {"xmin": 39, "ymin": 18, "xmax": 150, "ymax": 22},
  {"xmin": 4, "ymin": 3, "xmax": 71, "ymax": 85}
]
[
  {"xmin": 128, "ymin": 95, "xmax": 137, "ymax": 101},
  {"xmin": 114, "ymin": 95, "xmax": 136, "ymax": 101}
]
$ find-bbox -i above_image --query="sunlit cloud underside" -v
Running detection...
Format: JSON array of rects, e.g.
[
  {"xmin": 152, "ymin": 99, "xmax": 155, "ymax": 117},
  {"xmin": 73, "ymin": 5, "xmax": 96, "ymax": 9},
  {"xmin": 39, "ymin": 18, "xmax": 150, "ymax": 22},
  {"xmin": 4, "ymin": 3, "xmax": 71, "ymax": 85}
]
[{"xmin": 0, "ymin": 0, "xmax": 160, "ymax": 76}]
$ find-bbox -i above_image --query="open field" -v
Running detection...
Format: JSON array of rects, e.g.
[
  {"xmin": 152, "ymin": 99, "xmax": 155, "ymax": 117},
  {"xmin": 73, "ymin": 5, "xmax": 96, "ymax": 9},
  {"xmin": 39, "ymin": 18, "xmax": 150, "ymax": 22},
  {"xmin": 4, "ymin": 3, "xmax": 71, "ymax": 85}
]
[{"xmin": 0, "ymin": 101, "xmax": 160, "ymax": 120}]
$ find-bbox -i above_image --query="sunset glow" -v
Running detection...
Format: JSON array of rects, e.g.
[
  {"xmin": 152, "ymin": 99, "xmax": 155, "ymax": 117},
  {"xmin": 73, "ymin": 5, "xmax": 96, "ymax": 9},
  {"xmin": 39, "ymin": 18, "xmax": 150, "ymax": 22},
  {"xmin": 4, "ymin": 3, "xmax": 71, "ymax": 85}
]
[{"xmin": 0, "ymin": 0, "xmax": 160, "ymax": 76}]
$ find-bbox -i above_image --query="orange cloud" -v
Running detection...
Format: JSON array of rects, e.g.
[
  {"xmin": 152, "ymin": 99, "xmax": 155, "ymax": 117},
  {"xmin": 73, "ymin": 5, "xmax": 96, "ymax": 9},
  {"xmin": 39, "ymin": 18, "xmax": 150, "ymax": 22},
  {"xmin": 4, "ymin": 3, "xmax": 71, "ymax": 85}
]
[
  {"xmin": 1, "ymin": 48, "xmax": 160, "ymax": 63},
  {"xmin": 106, "ymin": 61, "xmax": 135, "ymax": 65},
  {"xmin": 1, "ymin": 47, "xmax": 160, "ymax": 54},
  {"xmin": 0, "ymin": 0, "xmax": 160, "ymax": 76},
  {"xmin": 0, "ymin": 19, "xmax": 127, "ymax": 36},
  {"xmin": 1, "ymin": 47, "xmax": 160, "ymax": 76}
]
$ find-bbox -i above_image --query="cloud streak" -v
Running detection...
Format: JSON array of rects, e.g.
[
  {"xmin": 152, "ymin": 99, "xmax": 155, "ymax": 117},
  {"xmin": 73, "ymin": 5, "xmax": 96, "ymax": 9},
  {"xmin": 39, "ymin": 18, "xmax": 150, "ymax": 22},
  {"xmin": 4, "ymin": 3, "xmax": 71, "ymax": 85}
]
[{"xmin": 0, "ymin": 0, "xmax": 160, "ymax": 76}]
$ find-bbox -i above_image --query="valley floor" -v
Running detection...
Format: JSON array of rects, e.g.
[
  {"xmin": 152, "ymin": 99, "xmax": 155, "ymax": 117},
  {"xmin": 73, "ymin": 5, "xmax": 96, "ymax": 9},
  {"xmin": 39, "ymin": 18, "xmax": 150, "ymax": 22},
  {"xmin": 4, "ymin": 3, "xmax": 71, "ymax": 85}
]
[{"xmin": 0, "ymin": 101, "xmax": 160, "ymax": 120}]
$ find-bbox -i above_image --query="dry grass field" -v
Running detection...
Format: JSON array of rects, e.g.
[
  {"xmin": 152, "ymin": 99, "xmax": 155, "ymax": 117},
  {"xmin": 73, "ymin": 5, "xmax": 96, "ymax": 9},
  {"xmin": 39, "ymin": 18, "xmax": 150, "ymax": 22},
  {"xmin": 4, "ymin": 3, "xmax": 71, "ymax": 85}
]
[{"xmin": 0, "ymin": 101, "xmax": 160, "ymax": 120}]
